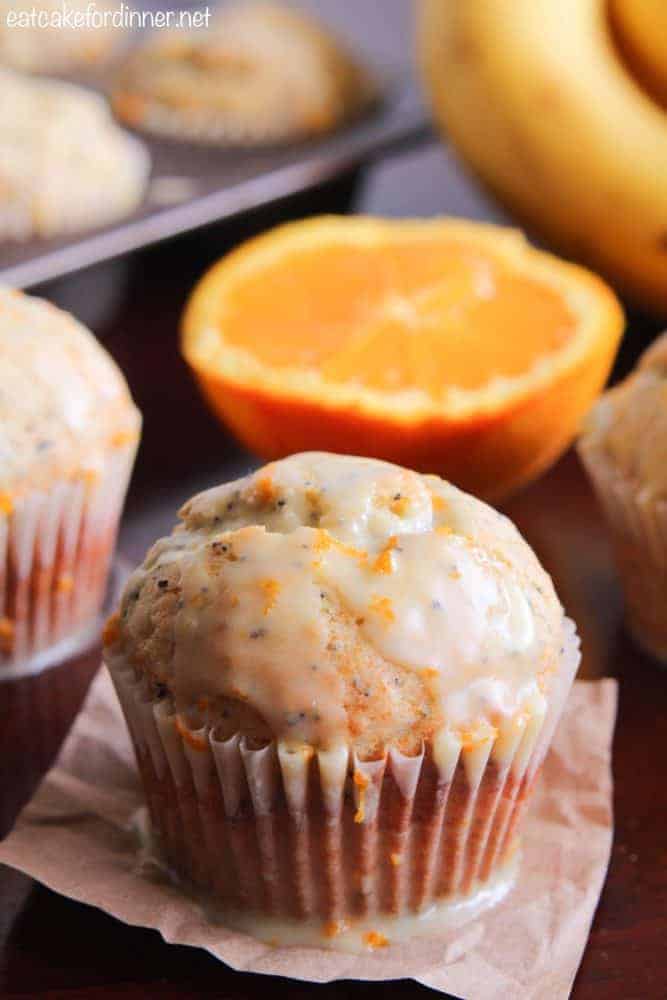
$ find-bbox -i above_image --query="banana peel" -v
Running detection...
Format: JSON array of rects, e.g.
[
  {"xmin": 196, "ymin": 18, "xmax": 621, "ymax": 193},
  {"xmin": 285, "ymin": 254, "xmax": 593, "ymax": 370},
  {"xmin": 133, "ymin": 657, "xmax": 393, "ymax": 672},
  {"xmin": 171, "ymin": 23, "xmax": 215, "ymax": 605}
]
[
  {"xmin": 611, "ymin": 0, "xmax": 667, "ymax": 107},
  {"xmin": 418, "ymin": 0, "xmax": 667, "ymax": 316}
]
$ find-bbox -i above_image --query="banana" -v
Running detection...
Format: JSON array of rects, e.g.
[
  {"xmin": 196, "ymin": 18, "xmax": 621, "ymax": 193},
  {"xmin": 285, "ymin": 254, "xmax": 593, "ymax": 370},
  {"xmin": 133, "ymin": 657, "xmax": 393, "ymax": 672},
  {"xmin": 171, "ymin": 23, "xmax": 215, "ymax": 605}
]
[
  {"xmin": 417, "ymin": 0, "xmax": 667, "ymax": 315},
  {"xmin": 611, "ymin": 0, "xmax": 667, "ymax": 107}
]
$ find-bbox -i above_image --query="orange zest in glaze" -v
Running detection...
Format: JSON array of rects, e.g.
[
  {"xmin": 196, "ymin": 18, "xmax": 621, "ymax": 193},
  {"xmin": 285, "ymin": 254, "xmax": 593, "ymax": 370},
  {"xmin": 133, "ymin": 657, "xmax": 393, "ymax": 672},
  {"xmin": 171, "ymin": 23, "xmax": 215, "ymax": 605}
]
[
  {"xmin": 390, "ymin": 852, "xmax": 402, "ymax": 867},
  {"xmin": 390, "ymin": 495, "xmax": 410, "ymax": 516},
  {"xmin": 175, "ymin": 714, "xmax": 209, "ymax": 751},
  {"xmin": 313, "ymin": 529, "xmax": 367, "ymax": 564},
  {"xmin": 260, "ymin": 577, "xmax": 281, "ymax": 615},
  {"xmin": 353, "ymin": 769, "xmax": 369, "ymax": 823},
  {"xmin": 373, "ymin": 535, "xmax": 398, "ymax": 574},
  {"xmin": 332, "ymin": 537, "xmax": 367, "ymax": 562},
  {"xmin": 431, "ymin": 493, "xmax": 447, "ymax": 512},
  {"xmin": 323, "ymin": 919, "xmax": 348, "ymax": 938},
  {"xmin": 0, "ymin": 492, "xmax": 13, "ymax": 515},
  {"xmin": 369, "ymin": 594, "xmax": 395, "ymax": 623},
  {"xmin": 254, "ymin": 473, "xmax": 278, "ymax": 505},
  {"xmin": 83, "ymin": 468, "xmax": 100, "ymax": 486},
  {"xmin": 56, "ymin": 573, "xmax": 74, "ymax": 593},
  {"xmin": 110, "ymin": 429, "xmax": 137, "ymax": 448},
  {"xmin": 459, "ymin": 721, "xmax": 498, "ymax": 750},
  {"xmin": 363, "ymin": 930, "xmax": 389, "ymax": 949}
]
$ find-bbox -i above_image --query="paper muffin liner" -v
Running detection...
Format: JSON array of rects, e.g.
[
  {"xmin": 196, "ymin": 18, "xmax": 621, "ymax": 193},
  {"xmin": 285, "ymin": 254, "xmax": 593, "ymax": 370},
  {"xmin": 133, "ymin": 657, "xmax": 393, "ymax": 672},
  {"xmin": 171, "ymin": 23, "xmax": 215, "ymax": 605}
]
[
  {"xmin": 107, "ymin": 619, "xmax": 579, "ymax": 923},
  {"xmin": 0, "ymin": 445, "xmax": 136, "ymax": 678},
  {"xmin": 0, "ymin": 562, "xmax": 126, "ymax": 836},
  {"xmin": 579, "ymin": 440, "xmax": 667, "ymax": 663}
]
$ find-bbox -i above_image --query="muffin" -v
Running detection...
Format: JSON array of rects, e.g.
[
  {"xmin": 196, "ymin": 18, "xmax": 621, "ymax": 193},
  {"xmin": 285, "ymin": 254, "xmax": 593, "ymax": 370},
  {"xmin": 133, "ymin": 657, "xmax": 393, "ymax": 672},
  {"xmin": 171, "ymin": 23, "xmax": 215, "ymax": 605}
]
[
  {"xmin": 578, "ymin": 333, "xmax": 667, "ymax": 662},
  {"xmin": 111, "ymin": 2, "xmax": 377, "ymax": 146},
  {"xmin": 0, "ymin": 288, "xmax": 141, "ymax": 674},
  {"xmin": 0, "ymin": 0, "xmax": 127, "ymax": 74},
  {"xmin": 0, "ymin": 69, "xmax": 149, "ymax": 241},
  {"xmin": 104, "ymin": 452, "xmax": 579, "ymax": 940}
]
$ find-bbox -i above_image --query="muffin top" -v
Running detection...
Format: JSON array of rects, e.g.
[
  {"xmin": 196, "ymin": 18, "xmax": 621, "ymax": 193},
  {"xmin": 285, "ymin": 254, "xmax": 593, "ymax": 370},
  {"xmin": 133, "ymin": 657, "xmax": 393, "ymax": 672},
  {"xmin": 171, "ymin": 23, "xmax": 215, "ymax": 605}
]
[
  {"xmin": 0, "ymin": 289, "xmax": 141, "ymax": 499},
  {"xmin": 581, "ymin": 332, "xmax": 667, "ymax": 497},
  {"xmin": 105, "ymin": 453, "xmax": 565, "ymax": 756},
  {"xmin": 0, "ymin": 69, "xmax": 149, "ymax": 240},
  {"xmin": 112, "ymin": 1, "xmax": 376, "ymax": 145},
  {"xmin": 0, "ymin": 1, "xmax": 125, "ymax": 73}
]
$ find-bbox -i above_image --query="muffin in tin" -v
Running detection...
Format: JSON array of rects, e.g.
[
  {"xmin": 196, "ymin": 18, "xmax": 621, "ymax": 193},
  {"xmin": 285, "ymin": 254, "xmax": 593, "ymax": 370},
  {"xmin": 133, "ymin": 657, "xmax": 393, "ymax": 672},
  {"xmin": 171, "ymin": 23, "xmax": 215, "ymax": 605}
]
[
  {"xmin": 104, "ymin": 452, "xmax": 579, "ymax": 939},
  {"xmin": 0, "ymin": 0, "xmax": 127, "ymax": 74},
  {"xmin": 0, "ymin": 288, "xmax": 141, "ymax": 674},
  {"xmin": 0, "ymin": 68, "xmax": 150, "ymax": 242},
  {"xmin": 578, "ymin": 333, "xmax": 667, "ymax": 662},
  {"xmin": 112, "ymin": 2, "xmax": 377, "ymax": 146}
]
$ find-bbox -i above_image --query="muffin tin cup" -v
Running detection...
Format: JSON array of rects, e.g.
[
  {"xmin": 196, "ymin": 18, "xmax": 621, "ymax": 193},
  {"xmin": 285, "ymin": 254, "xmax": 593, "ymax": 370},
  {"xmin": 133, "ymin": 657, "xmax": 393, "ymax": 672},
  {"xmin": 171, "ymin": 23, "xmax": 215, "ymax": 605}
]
[
  {"xmin": 579, "ymin": 442, "xmax": 667, "ymax": 663},
  {"xmin": 107, "ymin": 619, "xmax": 580, "ymax": 924},
  {"xmin": 0, "ymin": 444, "xmax": 137, "ymax": 679}
]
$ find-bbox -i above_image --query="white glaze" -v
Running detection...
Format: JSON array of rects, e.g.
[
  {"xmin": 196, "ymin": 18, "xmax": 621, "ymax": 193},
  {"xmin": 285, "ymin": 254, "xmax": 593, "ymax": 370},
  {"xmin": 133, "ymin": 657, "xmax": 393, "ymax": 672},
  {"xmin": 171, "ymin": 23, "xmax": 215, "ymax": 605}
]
[
  {"xmin": 132, "ymin": 802, "xmax": 519, "ymax": 952},
  {"xmin": 0, "ymin": 69, "xmax": 149, "ymax": 240},
  {"xmin": 0, "ymin": 289, "xmax": 141, "ymax": 496},
  {"xmin": 112, "ymin": 454, "xmax": 565, "ymax": 749},
  {"xmin": 214, "ymin": 855, "xmax": 518, "ymax": 952}
]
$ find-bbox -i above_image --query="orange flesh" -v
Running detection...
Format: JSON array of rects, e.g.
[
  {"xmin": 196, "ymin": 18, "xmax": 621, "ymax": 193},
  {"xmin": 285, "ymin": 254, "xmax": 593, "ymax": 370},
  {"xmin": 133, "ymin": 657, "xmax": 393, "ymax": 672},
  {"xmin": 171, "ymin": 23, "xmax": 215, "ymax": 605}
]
[{"xmin": 220, "ymin": 239, "xmax": 576, "ymax": 394}]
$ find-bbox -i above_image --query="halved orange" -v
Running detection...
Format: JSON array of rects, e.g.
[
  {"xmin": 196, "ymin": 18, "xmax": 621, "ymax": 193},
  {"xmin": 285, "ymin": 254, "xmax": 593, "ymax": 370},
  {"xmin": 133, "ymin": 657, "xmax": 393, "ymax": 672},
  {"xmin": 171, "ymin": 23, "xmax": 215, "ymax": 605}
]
[{"xmin": 182, "ymin": 215, "xmax": 624, "ymax": 500}]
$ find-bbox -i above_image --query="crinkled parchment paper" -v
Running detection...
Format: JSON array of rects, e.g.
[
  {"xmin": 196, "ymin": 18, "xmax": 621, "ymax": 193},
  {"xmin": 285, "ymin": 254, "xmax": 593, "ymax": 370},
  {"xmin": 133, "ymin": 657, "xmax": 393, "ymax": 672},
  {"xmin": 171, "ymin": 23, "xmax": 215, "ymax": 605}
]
[{"xmin": 0, "ymin": 670, "xmax": 616, "ymax": 1000}]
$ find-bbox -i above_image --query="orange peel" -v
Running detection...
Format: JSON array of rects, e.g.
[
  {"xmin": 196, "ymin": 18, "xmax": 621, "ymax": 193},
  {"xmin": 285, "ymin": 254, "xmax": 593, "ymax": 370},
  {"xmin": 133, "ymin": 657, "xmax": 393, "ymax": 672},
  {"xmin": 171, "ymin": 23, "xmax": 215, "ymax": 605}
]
[{"xmin": 182, "ymin": 215, "xmax": 623, "ymax": 500}]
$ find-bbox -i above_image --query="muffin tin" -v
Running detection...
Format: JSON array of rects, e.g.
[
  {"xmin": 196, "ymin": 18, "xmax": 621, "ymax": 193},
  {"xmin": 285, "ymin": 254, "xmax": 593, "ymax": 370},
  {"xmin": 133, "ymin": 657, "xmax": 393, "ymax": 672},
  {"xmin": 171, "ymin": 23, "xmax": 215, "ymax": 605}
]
[{"xmin": 0, "ymin": 40, "xmax": 429, "ymax": 288}]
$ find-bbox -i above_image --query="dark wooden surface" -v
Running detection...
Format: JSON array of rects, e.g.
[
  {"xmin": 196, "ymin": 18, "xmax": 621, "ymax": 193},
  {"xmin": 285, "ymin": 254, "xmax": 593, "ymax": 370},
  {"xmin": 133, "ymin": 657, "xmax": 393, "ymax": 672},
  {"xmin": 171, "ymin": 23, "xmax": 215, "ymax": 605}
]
[{"xmin": 2, "ymin": 47, "xmax": 667, "ymax": 1000}]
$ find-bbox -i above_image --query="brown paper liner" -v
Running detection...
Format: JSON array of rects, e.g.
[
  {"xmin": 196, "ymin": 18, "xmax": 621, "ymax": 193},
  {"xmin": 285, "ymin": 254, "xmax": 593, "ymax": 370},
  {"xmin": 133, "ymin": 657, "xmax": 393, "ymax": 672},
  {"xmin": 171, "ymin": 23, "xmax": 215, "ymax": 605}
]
[
  {"xmin": 0, "ymin": 445, "xmax": 136, "ymax": 678},
  {"xmin": 0, "ymin": 561, "xmax": 126, "ymax": 837},
  {"xmin": 107, "ymin": 620, "xmax": 579, "ymax": 922},
  {"xmin": 578, "ymin": 440, "xmax": 667, "ymax": 663}
]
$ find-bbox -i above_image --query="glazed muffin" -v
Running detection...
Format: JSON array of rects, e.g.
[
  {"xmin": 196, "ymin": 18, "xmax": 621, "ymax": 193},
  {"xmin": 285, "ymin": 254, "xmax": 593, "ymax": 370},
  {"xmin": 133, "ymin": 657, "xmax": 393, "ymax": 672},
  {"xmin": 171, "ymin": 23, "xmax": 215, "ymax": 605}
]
[
  {"xmin": 0, "ymin": 0, "xmax": 127, "ymax": 74},
  {"xmin": 0, "ymin": 69, "xmax": 149, "ymax": 241},
  {"xmin": 578, "ymin": 333, "xmax": 667, "ymax": 662},
  {"xmin": 104, "ymin": 452, "xmax": 579, "ymax": 939},
  {"xmin": 112, "ymin": 2, "xmax": 377, "ymax": 146},
  {"xmin": 0, "ymin": 289, "xmax": 141, "ymax": 673}
]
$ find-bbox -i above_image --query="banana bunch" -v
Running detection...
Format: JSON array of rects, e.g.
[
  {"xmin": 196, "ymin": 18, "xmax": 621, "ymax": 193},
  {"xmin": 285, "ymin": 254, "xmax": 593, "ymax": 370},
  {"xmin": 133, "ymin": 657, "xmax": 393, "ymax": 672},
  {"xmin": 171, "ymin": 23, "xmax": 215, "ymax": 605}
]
[{"xmin": 418, "ymin": 0, "xmax": 667, "ymax": 315}]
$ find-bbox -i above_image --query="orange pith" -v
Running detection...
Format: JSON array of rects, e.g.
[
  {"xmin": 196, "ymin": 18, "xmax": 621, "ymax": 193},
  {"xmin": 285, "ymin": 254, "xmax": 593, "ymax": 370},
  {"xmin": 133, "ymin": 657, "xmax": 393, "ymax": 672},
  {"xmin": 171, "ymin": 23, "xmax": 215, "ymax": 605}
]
[{"xmin": 182, "ymin": 215, "xmax": 624, "ymax": 501}]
